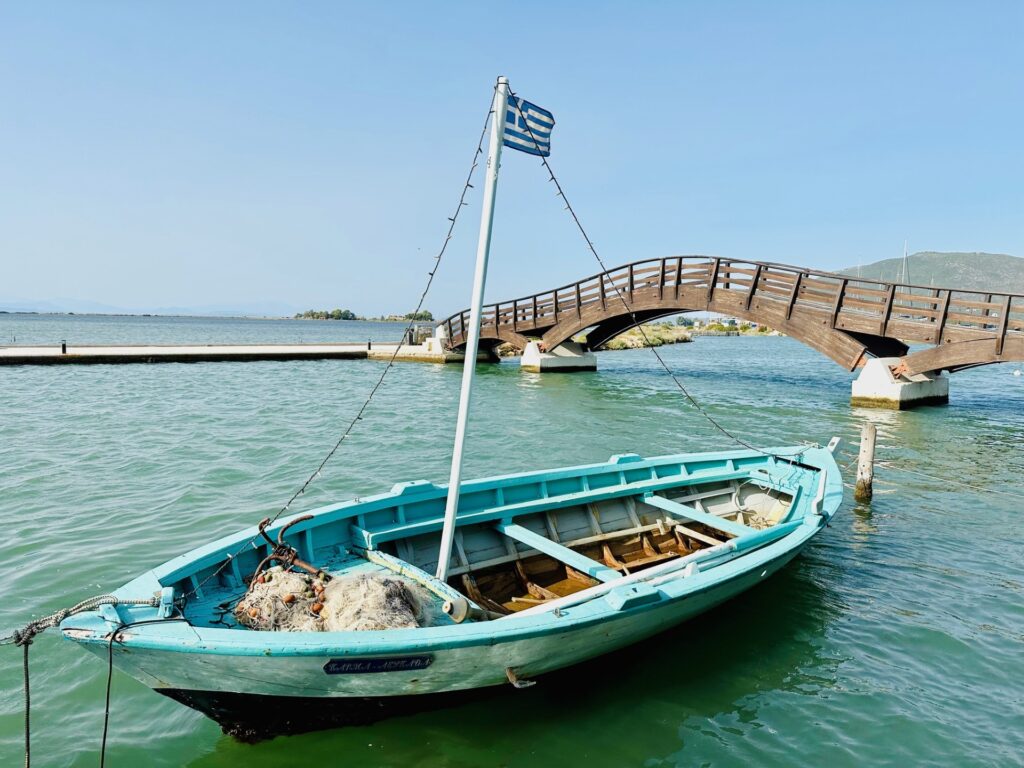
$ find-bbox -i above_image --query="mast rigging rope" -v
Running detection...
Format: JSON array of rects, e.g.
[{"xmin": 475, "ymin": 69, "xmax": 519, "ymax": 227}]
[
  {"xmin": 506, "ymin": 84, "xmax": 804, "ymax": 461},
  {"xmin": 182, "ymin": 94, "xmax": 497, "ymax": 601}
]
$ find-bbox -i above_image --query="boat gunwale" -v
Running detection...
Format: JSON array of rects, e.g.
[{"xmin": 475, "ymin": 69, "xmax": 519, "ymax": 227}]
[
  {"xmin": 60, "ymin": 444, "xmax": 842, "ymax": 655},
  {"xmin": 150, "ymin": 445, "xmax": 819, "ymax": 585},
  {"xmin": 62, "ymin": 517, "xmax": 825, "ymax": 655}
]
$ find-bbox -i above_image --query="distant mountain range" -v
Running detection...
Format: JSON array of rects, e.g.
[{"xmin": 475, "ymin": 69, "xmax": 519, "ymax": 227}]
[{"xmin": 839, "ymin": 252, "xmax": 1024, "ymax": 293}]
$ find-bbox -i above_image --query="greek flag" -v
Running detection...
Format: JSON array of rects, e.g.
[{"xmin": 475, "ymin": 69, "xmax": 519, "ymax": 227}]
[{"xmin": 504, "ymin": 95, "xmax": 555, "ymax": 157}]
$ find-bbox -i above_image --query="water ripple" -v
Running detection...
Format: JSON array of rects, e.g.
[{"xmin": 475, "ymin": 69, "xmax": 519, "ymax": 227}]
[{"xmin": 1, "ymin": 321, "xmax": 1022, "ymax": 767}]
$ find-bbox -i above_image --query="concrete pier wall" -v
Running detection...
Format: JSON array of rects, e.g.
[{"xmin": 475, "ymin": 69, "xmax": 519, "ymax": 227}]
[{"xmin": 0, "ymin": 340, "xmax": 494, "ymax": 366}]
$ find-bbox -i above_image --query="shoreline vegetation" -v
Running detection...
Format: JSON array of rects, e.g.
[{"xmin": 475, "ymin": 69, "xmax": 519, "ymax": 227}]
[
  {"xmin": 496, "ymin": 321, "xmax": 778, "ymax": 356},
  {"xmin": 293, "ymin": 309, "xmax": 434, "ymax": 322},
  {"xmin": 595, "ymin": 323, "xmax": 694, "ymax": 350},
  {"xmin": 0, "ymin": 310, "xmax": 431, "ymax": 322},
  {"xmin": 596, "ymin": 321, "xmax": 777, "ymax": 350}
]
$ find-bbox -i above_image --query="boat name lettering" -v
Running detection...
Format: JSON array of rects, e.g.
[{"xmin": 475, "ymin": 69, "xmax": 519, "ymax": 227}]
[{"xmin": 323, "ymin": 656, "xmax": 433, "ymax": 674}]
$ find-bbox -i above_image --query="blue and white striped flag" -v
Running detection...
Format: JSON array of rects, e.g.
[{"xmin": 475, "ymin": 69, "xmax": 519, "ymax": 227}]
[{"xmin": 504, "ymin": 95, "xmax": 555, "ymax": 157}]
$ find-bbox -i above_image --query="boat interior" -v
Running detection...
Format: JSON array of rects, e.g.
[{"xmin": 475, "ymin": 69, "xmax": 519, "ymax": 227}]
[
  {"xmin": 172, "ymin": 453, "xmax": 814, "ymax": 631},
  {"xmin": 415, "ymin": 478, "xmax": 793, "ymax": 615}
]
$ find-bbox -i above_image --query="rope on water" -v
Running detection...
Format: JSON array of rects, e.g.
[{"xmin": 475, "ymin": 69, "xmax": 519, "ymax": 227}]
[
  {"xmin": 874, "ymin": 461, "xmax": 1024, "ymax": 500},
  {"xmin": 101, "ymin": 632, "xmax": 116, "ymax": 768},
  {"xmin": 22, "ymin": 643, "xmax": 29, "ymax": 768},
  {"xmin": 95, "ymin": 617, "xmax": 187, "ymax": 767},
  {"xmin": 1, "ymin": 595, "xmax": 160, "ymax": 768},
  {"xmin": 507, "ymin": 85, "xmax": 806, "ymax": 462}
]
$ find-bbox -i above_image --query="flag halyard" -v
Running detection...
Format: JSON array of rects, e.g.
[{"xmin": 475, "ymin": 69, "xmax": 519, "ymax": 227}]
[{"xmin": 504, "ymin": 95, "xmax": 555, "ymax": 157}]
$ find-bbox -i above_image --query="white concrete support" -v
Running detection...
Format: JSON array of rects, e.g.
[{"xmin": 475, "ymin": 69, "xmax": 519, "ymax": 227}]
[
  {"xmin": 520, "ymin": 341, "xmax": 598, "ymax": 373},
  {"xmin": 851, "ymin": 357, "xmax": 949, "ymax": 409}
]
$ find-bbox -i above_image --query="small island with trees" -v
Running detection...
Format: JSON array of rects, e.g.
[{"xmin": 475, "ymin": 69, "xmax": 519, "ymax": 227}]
[{"xmin": 293, "ymin": 309, "xmax": 434, "ymax": 322}]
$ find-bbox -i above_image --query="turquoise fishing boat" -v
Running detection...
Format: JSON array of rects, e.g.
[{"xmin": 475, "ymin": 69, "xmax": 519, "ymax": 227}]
[
  {"xmin": 61, "ymin": 444, "xmax": 843, "ymax": 738},
  {"xmin": 57, "ymin": 77, "xmax": 845, "ymax": 740}
]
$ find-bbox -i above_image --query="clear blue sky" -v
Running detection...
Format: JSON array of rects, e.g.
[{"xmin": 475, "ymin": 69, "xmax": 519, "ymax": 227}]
[{"xmin": 2, "ymin": 2, "xmax": 1021, "ymax": 315}]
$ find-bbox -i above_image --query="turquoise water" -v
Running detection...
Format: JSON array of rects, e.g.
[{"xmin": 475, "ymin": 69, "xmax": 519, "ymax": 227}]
[{"xmin": 1, "ymin": 317, "xmax": 1022, "ymax": 767}]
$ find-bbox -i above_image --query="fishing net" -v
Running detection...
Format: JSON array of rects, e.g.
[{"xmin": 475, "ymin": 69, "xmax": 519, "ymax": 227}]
[
  {"xmin": 234, "ymin": 566, "xmax": 431, "ymax": 632},
  {"xmin": 234, "ymin": 569, "xmax": 322, "ymax": 632},
  {"xmin": 320, "ymin": 574, "xmax": 428, "ymax": 631}
]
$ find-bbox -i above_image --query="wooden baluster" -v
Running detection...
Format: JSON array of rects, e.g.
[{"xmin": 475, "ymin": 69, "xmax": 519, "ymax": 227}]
[
  {"xmin": 628, "ymin": 264, "xmax": 635, "ymax": 299},
  {"xmin": 935, "ymin": 290, "xmax": 951, "ymax": 344},
  {"xmin": 576, "ymin": 283, "xmax": 582, "ymax": 318},
  {"xmin": 675, "ymin": 256, "xmax": 683, "ymax": 299},
  {"xmin": 600, "ymin": 274, "xmax": 607, "ymax": 310},
  {"xmin": 880, "ymin": 284, "xmax": 896, "ymax": 336},
  {"xmin": 995, "ymin": 295, "xmax": 1011, "ymax": 356},
  {"xmin": 513, "ymin": 299, "xmax": 518, "ymax": 332},
  {"xmin": 553, "ymin": 290, "xmax": 559, "ymax": 321},
  {"xmin": 830, "ymin": 278, "xmax": 848, "ymax": 329},
  {"xmin": 786, "ymin": 272, "xmax": 802, "ymax": 321},
  {"xmin": 706, "ymin": 258, "xmax": 721, "ymax": 308},
  {"xmin": 532, "ymin": 295, "xmax": 538, "ymax": 326},
  {"xmin": 659, "ymin": 258, "xmax": 667, "ymax": 300},
  {"xmin": 746, "ymin": 264, "xmax": 762, "ymax": 311}
]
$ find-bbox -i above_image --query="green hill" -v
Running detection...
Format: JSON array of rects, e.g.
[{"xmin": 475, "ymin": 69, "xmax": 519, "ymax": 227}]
[{"xmin": 839, "ymin": 252, "xmax": 1024, "ymax": 293}]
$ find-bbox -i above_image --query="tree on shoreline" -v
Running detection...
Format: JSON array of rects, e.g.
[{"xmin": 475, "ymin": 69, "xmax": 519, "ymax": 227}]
[
  {"xmin": 292, "ymin": 308, "xmax": 433, "ymax": 322},
  {"xmin": 294, "ymin": 308, "xmax": 357, "ymax": 320}
]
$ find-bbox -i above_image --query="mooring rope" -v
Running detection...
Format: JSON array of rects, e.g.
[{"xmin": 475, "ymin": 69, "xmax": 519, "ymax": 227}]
[
  {"xmin": 101, "ymin": 631, "xmax": 116, "ymax": 768},
  {"xmin": 95, "ymin": 617, "xmax": 188, "ymax": 768},
  {"xmin": 874, "ymin": 461, "xmax": 1024, "ymax": 500},
  {"xmin": 21, "ymin": 643, "xmax": 29, "ymax": 768},
  {"xmin": 0, "ymin": 595, "xmax": 161, "ymax": 768},
  {"xmin": 506, "ymin": 86, "xmax": 805, "ymax": 462},
  {"xmin": 1, "ymin": 595, "xmax": 160, "ymax": 648}
]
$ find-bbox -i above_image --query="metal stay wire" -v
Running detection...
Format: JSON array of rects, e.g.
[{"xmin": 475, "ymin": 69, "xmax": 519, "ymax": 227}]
[
  {"xmin": 4, "ymin": 90, "xmax": 499, "ymax": 768},
  {"xmin": 506, "ymin": 86, "xmax": 805, "ymax": 461},
  {"xmin": 183, "ymin": 97, "xmax": 495, "ymax": 598}
]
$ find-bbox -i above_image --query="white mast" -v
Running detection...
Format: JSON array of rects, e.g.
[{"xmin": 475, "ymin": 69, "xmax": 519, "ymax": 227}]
[{"xmin": 436, "ymin": 76, "xmax": 509, "ymax": 581}]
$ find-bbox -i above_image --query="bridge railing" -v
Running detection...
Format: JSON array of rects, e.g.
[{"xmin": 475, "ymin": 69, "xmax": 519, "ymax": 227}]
[{"xmin": 441, "ymin": 256, "xmax": 1024, "ymax": 354}]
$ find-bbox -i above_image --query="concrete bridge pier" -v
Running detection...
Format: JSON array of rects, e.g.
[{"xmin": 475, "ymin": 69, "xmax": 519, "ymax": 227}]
[
  {"xmin": 851, "ymin": 357, "xmax": 949, "ymax": 410},
  {"xmin": 425, "ymin": 325, "xmax": 499, "ymax": 364},
  {"xmin": 520, "ymin": 341, "xmax": 597, "ymax": 373}
]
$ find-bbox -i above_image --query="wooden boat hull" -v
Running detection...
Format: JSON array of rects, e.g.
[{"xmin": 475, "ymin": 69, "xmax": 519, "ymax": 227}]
[
  {"xmin": 61, "ymin": 445, "xmax": 841, "ymax": 739},
  {"xmin": 81, "ymin": 538, "xmax": 807, "ymax": 738}
]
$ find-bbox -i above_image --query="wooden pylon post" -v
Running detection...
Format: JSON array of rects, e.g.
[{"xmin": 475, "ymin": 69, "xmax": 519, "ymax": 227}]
[{"xmin": 854, "ymin": 423, "xmax": 877, "ymax": 503}]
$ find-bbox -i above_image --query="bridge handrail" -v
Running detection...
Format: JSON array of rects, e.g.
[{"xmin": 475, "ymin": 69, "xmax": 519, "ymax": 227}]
[{"xmin": 439, "ymin": 256, "xmax": 1024, "ymax": 354}]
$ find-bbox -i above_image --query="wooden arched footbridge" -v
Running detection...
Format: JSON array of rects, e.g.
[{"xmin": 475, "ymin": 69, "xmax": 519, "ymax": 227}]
[{"xmin": 440, "ymin": 256, "xmax": 1024, "ymax": 377}]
